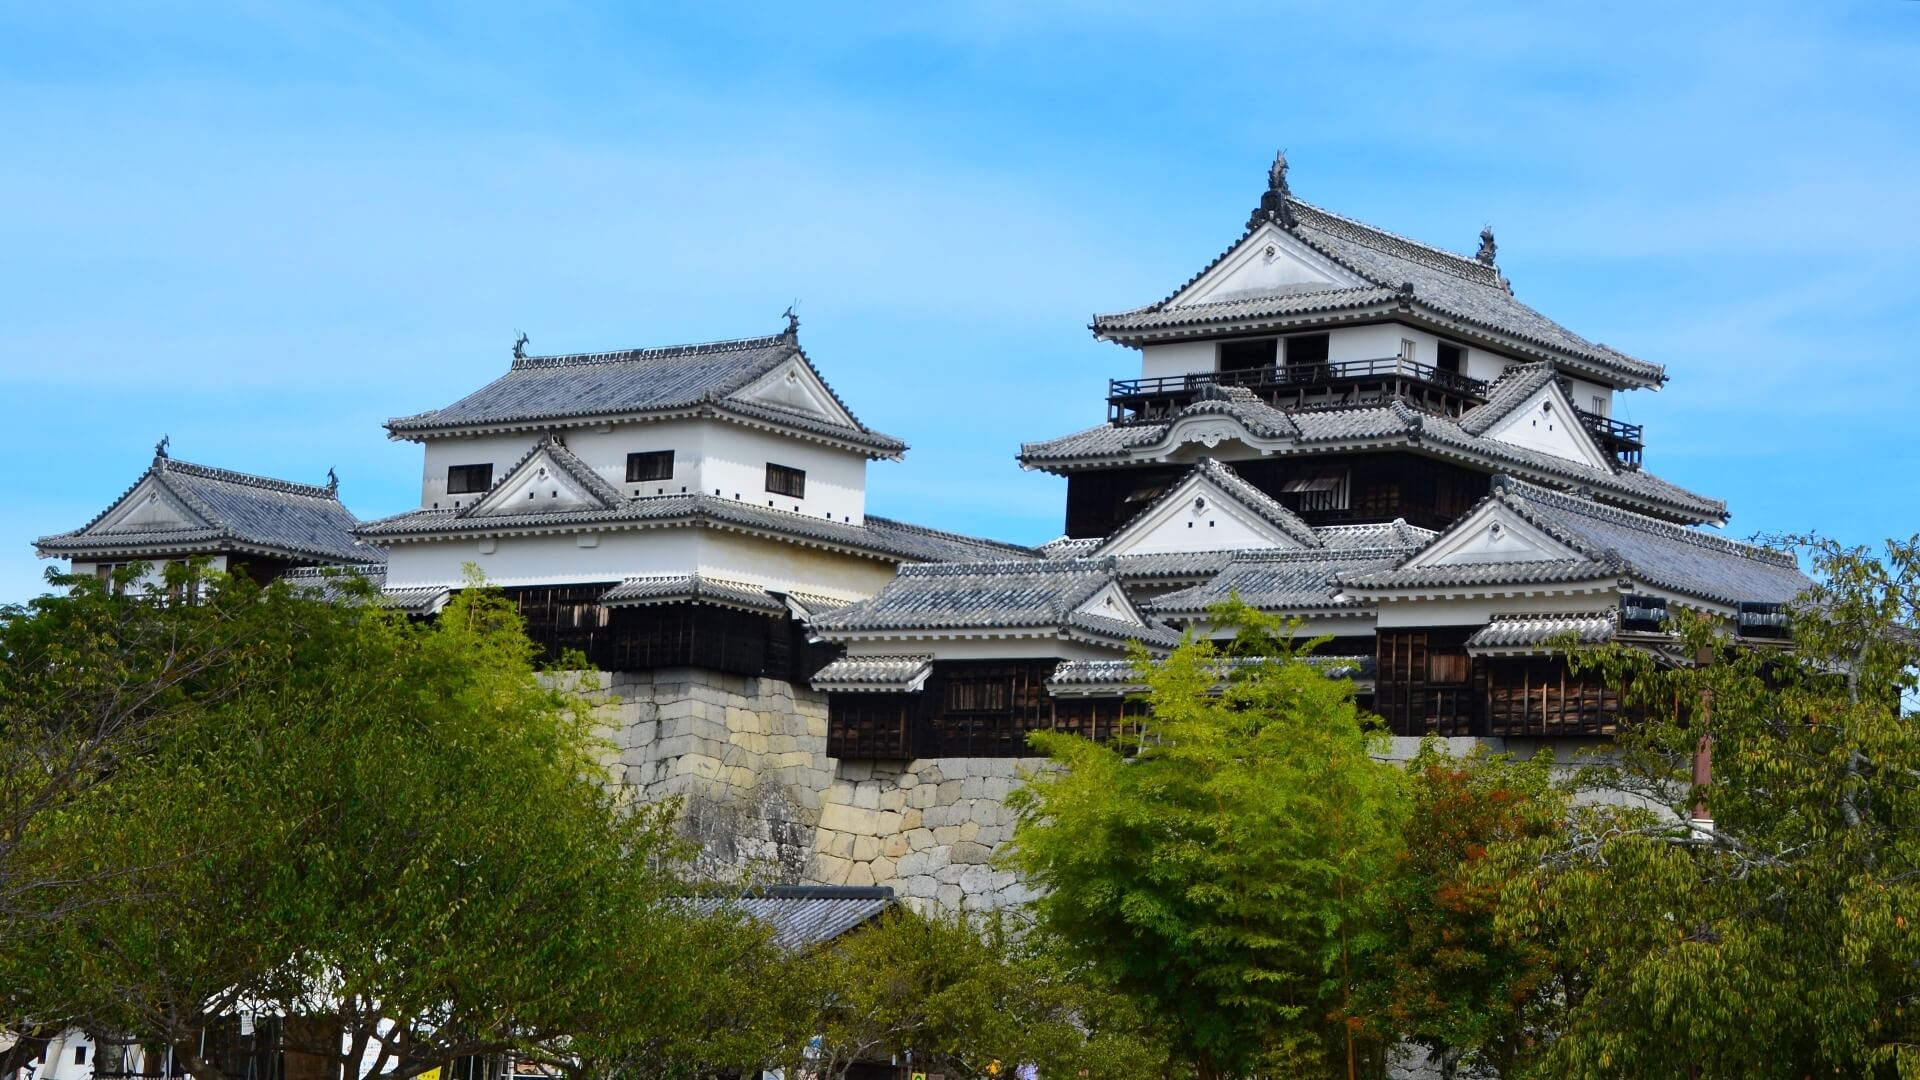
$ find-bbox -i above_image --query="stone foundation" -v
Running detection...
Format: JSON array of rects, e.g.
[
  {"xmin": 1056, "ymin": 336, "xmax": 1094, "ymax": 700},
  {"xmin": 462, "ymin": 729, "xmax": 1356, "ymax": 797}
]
[{"xmin": 579, "ymin": 669, "xmax": 1613, "ymax": 913}]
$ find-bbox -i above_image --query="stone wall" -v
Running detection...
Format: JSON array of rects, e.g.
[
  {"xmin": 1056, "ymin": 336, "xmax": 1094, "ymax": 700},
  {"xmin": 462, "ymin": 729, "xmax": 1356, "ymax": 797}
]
[
  {"xmin": 580, "ymin": 668, "xmax": 1615, "ymax": 914},
  {"xmin": 584, "ymin": 667, "xmax": 1034, "ymax": 913}
]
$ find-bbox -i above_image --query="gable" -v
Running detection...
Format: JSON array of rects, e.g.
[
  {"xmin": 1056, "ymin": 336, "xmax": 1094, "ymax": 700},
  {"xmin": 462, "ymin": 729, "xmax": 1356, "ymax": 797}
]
[
  {"xmin": 465, "ymin": 446, "xmax": 616, "ymax": 518},
  {"xmin": 728, "ymin": 356, "xmax": 861, "ymax": 427},
  {"xmin": 1169, "ymin": 222, "xmax": 1369, "ymax": 307},
  {"xmin": 1072, "ymin": 580, "xmax": 1147, "ymax": 626},
  {"xmin": 1404, "ymin": 500, "xmax": 1580, "ymax": 568},
  {"xmin": 1479, "ymin": 379, "xmax": 1613, "ymax": 470},
  {"xmin": 1097, "ymin": 467, "xmax": 1312, "ymax": 557},
  {"xmin": 89, "ymin": 475, "xmax": 208, "ymax": 534}
]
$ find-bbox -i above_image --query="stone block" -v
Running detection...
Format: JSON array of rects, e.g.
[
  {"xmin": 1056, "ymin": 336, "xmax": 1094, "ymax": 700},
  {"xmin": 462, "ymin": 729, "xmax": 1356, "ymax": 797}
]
[
  {"xmin": 894, "ymin": 851, "xmax": 928, "ymax": 878},
  {"xmin": 875, "ymin": 810, "xmax": 902, "ymax": 835},
  {"xmin": 883, "ymin": 834, "xmax": 910, "ymax": 859},
  {"xmin": 949, "ymin": 841, "xmax": 991, "ymax": 865},
  {"xmin": 984, "ymin": 776, "xmax": 1012, "ymax": 800},
  {"xmin": 959, "ymin": 863, "xmax": 993, "ymax": 894},
  {"xmin": 852, "ymin": 784, "xmax": 880, "ymax": 810},
  {"xmin": 900, "ymin": 808, "xmax": 923, "ymax": 831},
  {"xmin": 869, "ymin": 855, "xmax": 896, "ymax": 883},
  {"xmin": 937, "ymin": 779, "xmax": 962, "ymax": 804},
  {"xmin": 907, "ymin": 784, "xmax": 937, "ymax": 810},
  {"xmin": 851, "ymin": 834, "xmax": 881, "ymax": 862},
  {"xmin": 958, "ymin": 820, "xmax": 980, "ymax": 842},
  {"xmin": 905, "ymin": 827, "xmax": 935, "ymax": 851},
  {"xmin": 905, "ymin": 874, "xmax": 938, "ymax": 899},
  {"xmin": 877, "ymin": 788, "xmax": 906, "ymax": 813},
  {"xmin": 933, "ymin": 825, "xmax": 962, "ymax": 845},
  {"xmin": 960, "ymin": 776, "xmax": 988, "ymax": 799},
  {"xmin": 934, "ymin": 864, "xmax": 965, "ymax": 885},
  {"xmin": 846, "ymin": 861, "xmax": 875, "ymax": 887},
  {"xmin": 936, "ymin": 883, "xmax": 963, "ymax": 910},
  {"xmin": 917, "ymin": 764, "xmax": 945, "ymax": 785},
  {"xmin": 814, "ymin": 854, "xmax": 851, "ymax": 885},
  {"xmin": 819, "ymin": 803, "xmax": 880, "ymax": 835},
  {"xmin": 840, "ymin": 760, "xmax": 873, "ymax": 782}
]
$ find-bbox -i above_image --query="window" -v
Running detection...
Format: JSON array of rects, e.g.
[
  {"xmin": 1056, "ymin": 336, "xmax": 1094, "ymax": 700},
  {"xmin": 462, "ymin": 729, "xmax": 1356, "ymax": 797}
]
[
  {"xmin": 1399, "ymin": 338, "xmax": 1416, "ymax": 362},
  {"xmin": 1427, "ymin": 652, "xmax": 1470, "ymax": 685},
  {"xmin": 626, "ymin": 450, "xmax": 673, "ymax": 483},
  {"xmin": 1218, "ymin": 337, "xmax": 1277, "ymax": 372},
  {"xmin": 765, "ymin": 463, "xmax": 806, "ymax": 499},
  {"xmin": 1591, "ymin": 394, "xmax": 1607, "ymax": 417},
  {"xmin": 1284, "ymin": 332, "xmax": 1330, "ymax": 368},
  {"xmin": 1280, "ymin": 467, "xmax": 1350, "ymax": 512},
  {"xmin": 446, "ymin": 463, "xmax": 493, "ymax": 494},
  {"xmin": 75, "ymin": 1047, "xmax": 87, "ymax": 1066},
  {"xmin": 1435, "ymin": 341, "xmax": 1466, "ymax": 374}
]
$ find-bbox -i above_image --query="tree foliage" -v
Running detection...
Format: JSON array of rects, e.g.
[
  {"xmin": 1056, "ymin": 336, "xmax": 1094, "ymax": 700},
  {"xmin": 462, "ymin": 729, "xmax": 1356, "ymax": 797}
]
[
  {"xmin": 1007, "ymin": 601, "xmax": 1406, "ymax": 1078},
  {"xmin": 1491, "ymin": 536, "xmax": 1920, "ymax": 1078},
  {"xmin": 0, "ymin": 565, "xmax": 739, "ymax": 1080}
]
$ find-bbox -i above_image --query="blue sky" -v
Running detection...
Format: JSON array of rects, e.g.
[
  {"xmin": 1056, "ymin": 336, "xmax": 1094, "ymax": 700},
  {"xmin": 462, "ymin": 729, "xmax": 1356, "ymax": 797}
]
[{"xmin": 4, "ymin": 2, "xmax": 1916, "ymax": 604}]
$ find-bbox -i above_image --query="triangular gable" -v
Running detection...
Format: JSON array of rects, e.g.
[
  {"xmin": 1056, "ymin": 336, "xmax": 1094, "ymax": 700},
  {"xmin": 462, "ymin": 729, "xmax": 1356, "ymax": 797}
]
[
  {"xmin": 1168, "ymin": 221, "xmax": 1370, "ymax": 308},
  {"xmin": 727, "ymin": 354, "xmax": 862, "ymax": 428},
  {"xmin": 1096, "ymin": 460, "xmax": 1316, "ymax": 558},
  {"xmin": 464, "ymin": 441, "xmax": 618, "ymax": 518},
  {"xmin": 1478, "ymin": 378, "xmax": 1613, "ymax": 470},
  {"xmin": 1071, "ymin": 579, "xmax": 1148, "ymax": 627},
  {"xmin": 87, "ymin": 473, "xmax": 211, "ymax": 534},
  {"xmin": 1402, "ymin": 497, "xmax": 1582, "ymax": 569}
]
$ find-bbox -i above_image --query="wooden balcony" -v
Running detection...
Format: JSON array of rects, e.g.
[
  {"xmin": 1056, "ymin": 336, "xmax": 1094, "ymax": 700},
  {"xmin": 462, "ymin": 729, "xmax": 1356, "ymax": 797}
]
[
  {"xmin": 1108, "ymin": 357, "xmax": 1489, "ymax": 424},
  {"xmin": 1576, "ymin": 407, "xmax": 1645, "ymax": 467}
]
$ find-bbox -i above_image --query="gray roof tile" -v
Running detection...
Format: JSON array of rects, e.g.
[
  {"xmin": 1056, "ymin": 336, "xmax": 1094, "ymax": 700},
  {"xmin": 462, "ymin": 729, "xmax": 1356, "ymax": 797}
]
[
  {"xmin": 1102, "ymin": 457, "xmax": 1319, "ymax": 550},
  {"xmin": 808, "ymin": 557, "xmax": 1180, "ymax": 649},
  {"xmin": 1046, "ymin": 654, "xmax": 1375, "ymax": 696},
  {"xmin": 1093, "ymin": 198, "xmax": 1665, "ymax": 387},
  {"xmin": 683, "ymin": 887, "xmax": 895, "ymax": 952},
  {"xmin": 280, "ymin": 565, "xmax": 450, "ymax": 615},
  {"xmin": 809, "ymin": 655, "xmax": 934, "ymax": 692},
  {"xmin": 386, "ymin": 329, "xmax": 907, "ymax": 456},
  {"xmin": 1466, "ymin": 611, "xmax": 1619, "ymax": 650},
  {"xmin": 600, "ymin": 573, "xmax": 787, "ymax": 616},
  {"xmin": 1457, "ymin": 362, "xmax": 1561, "ymax": 436},
  {"xmin": 1020, "ymin": 401, "xmax": 1727, "ymax": 524},
  {"xmin": 1145, "ymin": 546, "xmax": 1420, "ymax": 617},
  {"xmin": 37, "ymin": 458, "xmax": 376, "ymax": 565}
]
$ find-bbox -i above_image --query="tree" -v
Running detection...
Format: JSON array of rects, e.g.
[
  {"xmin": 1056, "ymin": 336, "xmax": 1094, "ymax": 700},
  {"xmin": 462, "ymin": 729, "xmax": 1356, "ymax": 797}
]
[
  {"xmin": 794, "ymin": 907, "xmax": 1166, "ymax": 1080},
  {"xmin": 1006, "ymin": 601, "xmax": 1405, "ymax": 1078},
  {"xmin": 7, "ymin": 566, "xmax": 728, "ymax": 1080},
  {"xmin": 1363, "ymin": 742, "xmax": 1567, "ymax": 1079},
  {"xmin": 1492, "ymin": 536, "xmax": 1920, "ymax": 1077}
]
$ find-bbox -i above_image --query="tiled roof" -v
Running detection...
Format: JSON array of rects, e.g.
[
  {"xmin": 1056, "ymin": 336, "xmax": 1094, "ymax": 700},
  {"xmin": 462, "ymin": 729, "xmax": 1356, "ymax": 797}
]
[
  {"xmin": 1101, "ymin": 457, "xmax": 1320, "ymax": 551},
  {"xmin": 1019, "ymin": 401, "xmax": 1727, "ymax": 525},
  {"xmin": 1467, "ymin": 611, "xmax": 1619, "ymax": 651},
  {"xmin": 1337, "ymin": 557, "xmax": 1621, "ymax": 592},
  {"xmin": 36, "ymin": 457, "xmax": 376, "ymax": 565},
  {"xmin": 599, "ymin": 573, "xmax": 787, "ymax": 616},
  {"xmin": 808, "ymin": 557, "xmax": 1179, "ymax": 649},
  {"xmin": 1040, "ymin": 536, "xmax": 1103, "ymax": 559},
  {"xmin": 809, "ymin": 655, "xmax": 934, "ymax": 693},
  {"xmin": 1113, "ymin": 551, "xmax": 1239, "ymax": 582},
  {"xmin": 279, "ymin": 565, "xmax": 450, "ymax": 615},
  {"xmin": 1314, "ymin": 520, "xmax": 1438, "ymax": 550},
  {"xmin": 1046, "ymin": 654, "xmax": 1375, "ymax": 696},
  {"xmin": 1093, "ymin": 197, "xmax": 1666, "ymax": 387},
  {"xmin": 684, "ymin": 886, "xmax": 895, "ymax": 952},
  {"xmin": 357, "ymin": 494, "xmax": 1035, "ymax": 566},
  {"xmin": 385, "ymin": 328, "xmax": 907, "ymax": 456},
  {"xmin": 1457, "ymin": 362, "xmax": 1561, "ymax": 436},
  {"xmin": 1144, "ymin": 546, "xmax": 1420, "ymax": 617},
  {"xmin": 1340, "ymin": 478, "xmax": 1810, "ymax": 608}
]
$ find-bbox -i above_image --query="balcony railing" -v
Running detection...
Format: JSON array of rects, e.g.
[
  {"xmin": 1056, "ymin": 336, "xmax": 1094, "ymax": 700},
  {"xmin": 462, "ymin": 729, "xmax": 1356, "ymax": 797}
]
[
  {"xmin": 1108, "ymin": 357, "xmax": 1489, "ymax": 424},
  {"xmin": 1574, "ymin": 408, "xmax": 1645, "ymax": 468}
]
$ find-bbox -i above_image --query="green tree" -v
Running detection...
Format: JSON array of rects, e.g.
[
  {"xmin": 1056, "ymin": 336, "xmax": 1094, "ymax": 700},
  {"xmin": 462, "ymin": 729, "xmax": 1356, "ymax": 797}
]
[
  {"xmin": 795, "ymin": 907, "xmax": 1166, "ymax": 1080},
  {"xmin": 6, "ymin": 566, "xmax": 732, "ymax": 1080},
  {"xmin": 1364, "ymin": 742, "xmax": 1567, "ymax": 1079},
  {"xmin": 1006, "ymin": 601, "xmax": 1405, "ymax": 1078},
  {"xmin": 1493, "ymin": 537, "xmax": 1920, "ymax": 1077}
]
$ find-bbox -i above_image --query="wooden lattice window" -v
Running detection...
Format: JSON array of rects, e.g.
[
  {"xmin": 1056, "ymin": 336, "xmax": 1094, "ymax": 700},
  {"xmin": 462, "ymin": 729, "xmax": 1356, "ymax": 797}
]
[
  {"xmin": 626, "ymin": 450, "xmax": 674, "ymax": 483},
  {"xmin": 446, "ymin": 463, "xmax": 493, "ymax": 494},
  {"xmin": 766, "ymin": 463, "xmax": 806, "ymax": 498}
]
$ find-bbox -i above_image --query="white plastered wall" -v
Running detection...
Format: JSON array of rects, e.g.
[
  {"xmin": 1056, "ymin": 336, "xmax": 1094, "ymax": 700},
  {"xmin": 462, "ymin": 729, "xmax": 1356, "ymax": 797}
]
[
  {"xmin": 1372, "ymin": 590, "xmax": 1622, "ymax": 629},
  {"xmin": 839, "ymin": 637, "xmax": 1126, "ymax": 662},
  {"xmin": 417, "ymin": 418, "xmax": 870, "ymax": 523}
]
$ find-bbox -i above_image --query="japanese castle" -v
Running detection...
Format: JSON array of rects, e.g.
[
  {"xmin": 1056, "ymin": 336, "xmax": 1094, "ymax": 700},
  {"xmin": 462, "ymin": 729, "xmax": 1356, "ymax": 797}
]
[{"xmin": 37, "ymin": 153, "xmax": 1810, "ymax": 860}]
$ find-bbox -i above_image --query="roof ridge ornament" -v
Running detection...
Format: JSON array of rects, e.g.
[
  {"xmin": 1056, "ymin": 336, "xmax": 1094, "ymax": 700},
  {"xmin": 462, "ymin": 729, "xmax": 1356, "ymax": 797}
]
[
  {"xmin": 154, "ymin": 434, "xmax": 170, "ymax": 461},
  {"xmin": 782, "ymin": 304, "xmax": 800, "ymax": 340},
  {"xmin": 326, "ymin": 467, "xmax": 338, "ymax": 495},
  {"xmin": 1247, "ymin": 149, "xmax": 1299, "ymax": 232},
  {"xmin": 512, "ymin": 332, "xmax": 530, "ymax": 361},
  {"xmin": 1476, "ymin": 224, "xmax": 1498, "ymax": 267}
]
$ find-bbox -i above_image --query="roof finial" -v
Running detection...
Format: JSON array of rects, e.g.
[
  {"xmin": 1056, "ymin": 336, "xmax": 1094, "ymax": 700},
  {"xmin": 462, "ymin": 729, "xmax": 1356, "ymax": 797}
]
[
  {"xmin": 1247, "ymin": 148, "xmax": 1298, "ymax": 231},
  {"xmin": 782, "ymin": 304, "xmax": 799, "ymax": 339},
  {"xmin": 512, "ymin": 331, "xmax": 530, "ymax": 360},
  {"xmin": 154, "ymin": 434, "xmax": 170, "ymax": 460},
  {"xmin": 1476, "ymin": 224, "xmax": 1498, "ymax": 267},
  {"xmin": 326, "ymin": 467, "xmax": 339, "ymax": 494}
]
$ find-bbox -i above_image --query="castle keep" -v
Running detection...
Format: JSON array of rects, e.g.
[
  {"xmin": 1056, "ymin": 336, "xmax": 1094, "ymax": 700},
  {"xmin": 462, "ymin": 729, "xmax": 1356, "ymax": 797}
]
[{"xmin": 36, "ymin": 156, "xmax": 1809, "ymax": 909}]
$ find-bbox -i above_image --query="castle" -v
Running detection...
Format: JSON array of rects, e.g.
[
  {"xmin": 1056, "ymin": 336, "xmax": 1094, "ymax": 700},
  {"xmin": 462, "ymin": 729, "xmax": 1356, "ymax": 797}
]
[{"xmin": 36, "ymin": 154, "xmax": 1808, "ymax": 910}]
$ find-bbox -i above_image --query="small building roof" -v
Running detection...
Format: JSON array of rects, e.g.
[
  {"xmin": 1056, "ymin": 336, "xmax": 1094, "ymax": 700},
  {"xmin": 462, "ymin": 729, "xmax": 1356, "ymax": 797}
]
[
  {"xmin": 36, "ymin": 455, "xmax": 376, "ymax": 566},
  {"xmin": 280, "ymin": 564, "xmax": 449, "ymax": 615},
  {"xmin": 386, "ymin": 324, "xmax": 908, "ymax": 458},
  {"xmin": 808, "ymin": 557, "xmax": 1182, "ymax": 650},
  {"xmin": 684, "ymin": 886, "xmax": 896, "ymax": 952},
  {"xmin": 599, "ymin": 573, "xmax": 788, "ymax": 616},
  {"xmin": 1046, "ymin": 654, "xmax": 1375, "ymax": 697},
  {"xmin": 1144, "ymin": 544, "xmax": 1424, "ymax": 619},
  {"xmin": 1338, "ymin": 477, "xmax": 1810, "ymax": 609},
  {"xmin": 1466, "ymin": 611, "xmax": 1620, "ymax": 654},
  {"xmin": 810, "ymin": 655, "xmax": 935, "ymax": 693}
]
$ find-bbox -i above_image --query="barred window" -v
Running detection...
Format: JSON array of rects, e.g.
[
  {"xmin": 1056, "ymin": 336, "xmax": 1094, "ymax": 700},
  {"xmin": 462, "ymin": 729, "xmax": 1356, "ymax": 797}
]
[
  {"xmin": 626, "ymin": 450, "xmax": 673, "ymax": 483},
  {"xmin": 765, "ymin": 463, "xmax": 806, "ymax": 499},
  {"xmin": 446, "ymin": 463, "xmax": 493, "ymax": 494}
]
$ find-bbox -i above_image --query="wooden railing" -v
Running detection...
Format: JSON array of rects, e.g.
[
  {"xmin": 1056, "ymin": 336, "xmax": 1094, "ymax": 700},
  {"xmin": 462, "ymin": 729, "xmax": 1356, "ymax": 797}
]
[
  {"xmin": 1108, "ymin": 357, "xmax": 1488, "ymax": 423},
  {"xmin": 1575, "ymin": 407, "xmax": 1645, "ymax": 466}
]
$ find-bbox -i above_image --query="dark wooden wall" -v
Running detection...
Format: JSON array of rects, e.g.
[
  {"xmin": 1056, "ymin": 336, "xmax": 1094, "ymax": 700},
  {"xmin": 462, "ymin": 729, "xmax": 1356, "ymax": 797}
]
[{"xmin": 827, "ymin": 660, "xmax": 1147, "ymax": 759}]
